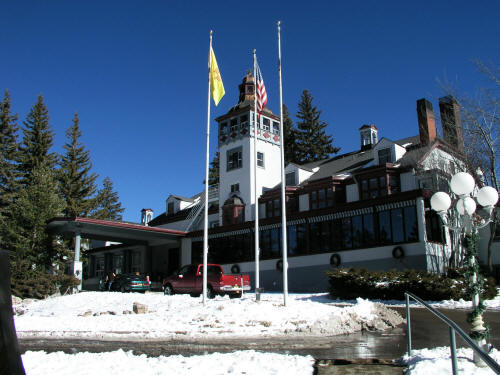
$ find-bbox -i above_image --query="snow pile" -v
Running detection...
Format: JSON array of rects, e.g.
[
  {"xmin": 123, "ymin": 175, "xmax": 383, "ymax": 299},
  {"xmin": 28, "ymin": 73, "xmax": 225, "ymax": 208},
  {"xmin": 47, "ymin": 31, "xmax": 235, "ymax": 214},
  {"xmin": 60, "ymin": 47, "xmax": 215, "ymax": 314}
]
[
  {"xmin": 22, "ymin": 349, "xmax": 314, "ymax": 375},
  {"xmin": 14, "ymin": 292, "xmax": 403, "ymax": 339},
  {"xmin": 402, "ymin": 346, "xmax": 500, "ymax": 374}
]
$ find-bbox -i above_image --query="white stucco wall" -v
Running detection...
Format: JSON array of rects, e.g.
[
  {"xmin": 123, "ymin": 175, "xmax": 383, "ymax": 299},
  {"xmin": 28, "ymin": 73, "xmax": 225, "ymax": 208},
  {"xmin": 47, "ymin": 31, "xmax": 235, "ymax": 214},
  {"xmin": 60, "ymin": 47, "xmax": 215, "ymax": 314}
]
[
  {"xmin": 346, "ymin": 183, "xmax": 359, "ymax": 202},
  {"xmin": 400, "ymin": 171, "xmax": 417, "ymax": 192},
  {"xmin": 299, "ymin": 194, "xmax": 309, "ymax": 212},
  {"xmin": 219, "ymin": 123, "xmax": 282, "ymax": 222}
]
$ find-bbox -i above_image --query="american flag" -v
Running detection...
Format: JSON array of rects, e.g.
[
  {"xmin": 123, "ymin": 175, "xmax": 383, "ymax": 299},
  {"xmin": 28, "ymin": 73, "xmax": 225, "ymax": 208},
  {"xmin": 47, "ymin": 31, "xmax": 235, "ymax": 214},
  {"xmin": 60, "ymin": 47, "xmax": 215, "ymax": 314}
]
[{"xmin": 255, "ymin": 61, "xmax": 267, "ymax": 119}]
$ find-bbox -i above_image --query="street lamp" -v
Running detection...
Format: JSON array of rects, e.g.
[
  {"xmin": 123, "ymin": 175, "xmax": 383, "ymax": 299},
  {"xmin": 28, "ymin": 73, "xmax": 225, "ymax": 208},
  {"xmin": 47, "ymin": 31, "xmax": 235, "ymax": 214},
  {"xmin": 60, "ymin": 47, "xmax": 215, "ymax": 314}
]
[{"xmin": 430, "ymin": 171, "xmax": 498, "ymax": 365}]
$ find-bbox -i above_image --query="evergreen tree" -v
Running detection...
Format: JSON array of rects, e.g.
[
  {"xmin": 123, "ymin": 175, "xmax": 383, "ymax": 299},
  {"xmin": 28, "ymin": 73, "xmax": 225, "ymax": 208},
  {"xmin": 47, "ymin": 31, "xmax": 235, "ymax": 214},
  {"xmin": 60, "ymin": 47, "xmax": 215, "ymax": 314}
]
[
  {"xmin": 0, "ymin": 89, "xmax": 20, "ymax": 220},
  {"xmin": 282, "ymin": 104, "xmax": 299, "ymax": 165},
  {"xmin": 6, "ymin": 164, "xmax": 66, "ymax": 272},
  {"xmin": 208, "ymin": 152, "xmax": 220, "ymax": 186},
  {"xmin": 295, "ymin": 90, "xmax": 340, "ymax": 163},
  {"xmin": 92, "ymin": 177, "xmax": 125, "ymax": 220},
  {"xmin": 19, "ymin": 94, "xmax": 56, "ymax": 183},
  {"xmin": 58, "ymin": 113, "xmax": 98, "ymax": 217}
]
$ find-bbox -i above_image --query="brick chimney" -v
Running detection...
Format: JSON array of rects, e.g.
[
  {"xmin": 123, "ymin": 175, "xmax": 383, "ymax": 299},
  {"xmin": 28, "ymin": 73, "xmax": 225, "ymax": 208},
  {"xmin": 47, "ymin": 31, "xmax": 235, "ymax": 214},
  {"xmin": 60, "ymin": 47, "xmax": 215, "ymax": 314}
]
[
  {"xmin": 417, "ymin": 98, "xmax": 437, "ymax": 146},
  {"xmin": 439, "ymin": 96, "xmax": 464, "ymax": 154}
]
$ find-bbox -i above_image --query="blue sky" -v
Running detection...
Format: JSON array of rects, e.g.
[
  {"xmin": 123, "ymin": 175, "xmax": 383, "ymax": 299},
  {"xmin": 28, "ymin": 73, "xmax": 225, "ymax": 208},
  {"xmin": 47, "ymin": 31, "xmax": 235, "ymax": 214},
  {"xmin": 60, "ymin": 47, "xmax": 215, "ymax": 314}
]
[{"xmin": 2, "ymin": 1, "xmax": 499, "ymax": 222}]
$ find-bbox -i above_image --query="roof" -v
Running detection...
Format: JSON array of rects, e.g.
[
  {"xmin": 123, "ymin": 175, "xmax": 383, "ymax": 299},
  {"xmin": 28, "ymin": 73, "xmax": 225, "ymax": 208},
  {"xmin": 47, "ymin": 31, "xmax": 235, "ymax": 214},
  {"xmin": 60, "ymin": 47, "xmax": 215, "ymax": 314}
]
[
  {"xmin": 168, "ymin": 194, "xmax": 196, "ymax": 203},
  {"xmin": 47, "ymin": 217, "xmax": 186, "ymax": 247},
  {"xmin": 300, "ymin": 150, "xmax": 374, "ymax": 183}
]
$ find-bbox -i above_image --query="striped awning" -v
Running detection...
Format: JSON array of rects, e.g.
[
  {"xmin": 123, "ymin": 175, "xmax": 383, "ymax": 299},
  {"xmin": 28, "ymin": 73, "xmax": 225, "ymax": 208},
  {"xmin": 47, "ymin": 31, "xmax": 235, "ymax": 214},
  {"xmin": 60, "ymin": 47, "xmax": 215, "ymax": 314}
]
[
  {"xmin": 375, "ymin": 199, "xmax": 416, "ymax": 212},
  {"xmin": 309, "ymin": 207, "xmax": 374, "ymax": 223}
]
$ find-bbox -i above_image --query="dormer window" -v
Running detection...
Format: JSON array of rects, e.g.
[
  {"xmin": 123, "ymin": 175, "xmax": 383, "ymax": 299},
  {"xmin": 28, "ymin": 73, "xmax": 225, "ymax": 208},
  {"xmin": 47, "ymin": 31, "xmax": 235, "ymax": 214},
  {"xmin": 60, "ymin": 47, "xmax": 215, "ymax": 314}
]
[
  {"xmin": 378, "ymin": 148, "xmax": 392, "ymax": 164},
  {"xmin": 285, "ymin": 172, "xmax": 296, "ymax": 186},
  {"xmin": 167, "ymin": 201, "xmax": 175, "ymax": 215}
]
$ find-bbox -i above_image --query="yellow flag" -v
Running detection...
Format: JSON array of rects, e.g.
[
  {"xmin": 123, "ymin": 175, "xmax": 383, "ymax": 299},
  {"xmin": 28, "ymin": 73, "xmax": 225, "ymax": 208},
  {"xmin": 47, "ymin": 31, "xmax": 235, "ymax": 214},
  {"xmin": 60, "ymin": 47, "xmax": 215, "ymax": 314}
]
[{"xmin": 210, "ymin": 46, "xmax": 225, "ymax": 106}]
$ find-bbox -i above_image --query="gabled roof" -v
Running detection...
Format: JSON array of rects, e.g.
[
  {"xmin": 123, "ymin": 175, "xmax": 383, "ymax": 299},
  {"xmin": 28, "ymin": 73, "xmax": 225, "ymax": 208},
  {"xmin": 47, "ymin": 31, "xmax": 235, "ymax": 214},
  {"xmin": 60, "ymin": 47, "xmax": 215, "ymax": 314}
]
[{"xmin": 167, "ymin": 194, "xmax": 196, "ymax": 203}]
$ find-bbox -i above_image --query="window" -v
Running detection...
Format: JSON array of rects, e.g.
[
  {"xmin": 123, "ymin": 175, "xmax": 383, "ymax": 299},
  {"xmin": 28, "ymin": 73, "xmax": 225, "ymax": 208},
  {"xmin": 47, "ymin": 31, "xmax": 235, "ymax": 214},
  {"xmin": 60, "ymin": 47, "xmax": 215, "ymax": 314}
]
[
  {"xmin": 131, "ymin": 251, "xmax": 141, "ymax": 273},
  {"xmin": 266, "ymin": 199, "xmax": 281, "ymax": 218},
  {"xmin": 360, "ymin": 176, "xmax": 393, "ymax": 200},
  {"xmin": 230, "ymin": 118, "xmax": 238, "ymax": 132},
  {"xmin": 390, "ymin": 175, "xmax": 400, "ymax": 194},
  {"xmin": 167, "ymin": 201, "xmax": 175, "ymax": 215},
  {"xmin": 378, "ymin": 206, "xmax": 419, "ymax": 244},
  {"xmin": 260, "ymin": 228, "xmax": 281, "ymax": 259},
  {"xmin": 286, "ymin": 172, "xmax": 296, "ymax": 186},
  {"xmin": 378, "ymin": 148, "xmax": 392, "ymax": 164},
  {"xmin": 273, "ymin": 121, "xmax": 280, "ymax": 134},
  {"xmin": 262, "ymin": 118, "xmax": 270, "ymax": 131},
  {"xmin": 240, "ymin": 115, "xmax": 248, "ymax": 126},
  {"xmin": 95, "ymin": 256, "xmax": 104, "ymax": 278},
  {"xmin": 310, "ymin": 187, "xmax": 334, "ymax": 209},
  {"xmin": 230, "ymin": 183, "xmax": 240, "ymax": 193},
  {"xmin": 227, "ymin": 147, "xmax": 242, "ymax": 171},
  {"xmin": 257, "ymin": 152, "xmax": 264, "ymax": 167},
  {"xmin": 426, "ymin": 210, "xmax": 444, "ymax": 243},
  {"xmin": 220, "ymin": 122, "xmax": 228, "ymax": 135},
  {"xmin": 112, "ymin": 254, "xmax": 123, "ymax": 274}
]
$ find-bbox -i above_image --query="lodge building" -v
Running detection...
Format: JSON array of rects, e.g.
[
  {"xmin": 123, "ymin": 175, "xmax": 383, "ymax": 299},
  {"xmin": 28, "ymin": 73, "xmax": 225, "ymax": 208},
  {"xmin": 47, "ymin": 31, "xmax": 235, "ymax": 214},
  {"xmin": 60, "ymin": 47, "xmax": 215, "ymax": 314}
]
[{"xmin": 48, "ymin": 72, "xmax": 495, "ymax": 292}]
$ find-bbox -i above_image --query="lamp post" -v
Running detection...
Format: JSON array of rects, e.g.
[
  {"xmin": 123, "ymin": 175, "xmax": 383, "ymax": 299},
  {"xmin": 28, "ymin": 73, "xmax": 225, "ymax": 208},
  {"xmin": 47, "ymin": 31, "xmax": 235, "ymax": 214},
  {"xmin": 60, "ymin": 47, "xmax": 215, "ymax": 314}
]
[{"xmin": 430, "ymin": 172, "xmax": 499, "ymax": 366}]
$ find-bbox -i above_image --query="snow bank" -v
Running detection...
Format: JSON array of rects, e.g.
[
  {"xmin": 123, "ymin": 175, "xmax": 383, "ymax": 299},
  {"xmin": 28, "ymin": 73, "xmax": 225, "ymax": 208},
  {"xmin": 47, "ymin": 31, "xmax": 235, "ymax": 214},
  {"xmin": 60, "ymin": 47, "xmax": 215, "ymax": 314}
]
[
  {"xmin": 14, "ymin": 292, "xmax": 403, "ymax": 339},
  {"xmin": 402, "ymin": 346, "xmax": 500, "ymax": 374},
  {"xmin": 22, "ymin": 349, "xmax": 314, "ymax": 375}
]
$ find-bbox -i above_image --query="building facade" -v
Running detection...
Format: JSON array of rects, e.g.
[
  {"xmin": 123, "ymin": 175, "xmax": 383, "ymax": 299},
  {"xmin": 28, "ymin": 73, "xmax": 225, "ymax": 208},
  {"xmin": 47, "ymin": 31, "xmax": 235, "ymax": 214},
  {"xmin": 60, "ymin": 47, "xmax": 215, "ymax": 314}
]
[{"xmin": 51, "ymin": 73, "xmax": 498, "ymax": 292}]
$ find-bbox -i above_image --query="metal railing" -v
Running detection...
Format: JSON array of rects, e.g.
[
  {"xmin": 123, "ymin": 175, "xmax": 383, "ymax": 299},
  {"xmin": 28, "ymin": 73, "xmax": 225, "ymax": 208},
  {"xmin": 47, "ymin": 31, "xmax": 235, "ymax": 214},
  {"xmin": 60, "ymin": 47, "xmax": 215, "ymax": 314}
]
[{"xmin": 405, "ymin": 291, "xmax": 500, "ymax": 374}]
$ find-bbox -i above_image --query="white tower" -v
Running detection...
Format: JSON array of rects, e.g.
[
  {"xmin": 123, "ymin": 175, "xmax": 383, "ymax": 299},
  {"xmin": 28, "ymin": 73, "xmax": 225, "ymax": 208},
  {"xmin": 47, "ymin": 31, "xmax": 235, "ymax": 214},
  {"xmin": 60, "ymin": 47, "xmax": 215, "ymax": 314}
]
[{"xmin": 216, "ymin": 72, "xmax": 282, "ymax": 226}]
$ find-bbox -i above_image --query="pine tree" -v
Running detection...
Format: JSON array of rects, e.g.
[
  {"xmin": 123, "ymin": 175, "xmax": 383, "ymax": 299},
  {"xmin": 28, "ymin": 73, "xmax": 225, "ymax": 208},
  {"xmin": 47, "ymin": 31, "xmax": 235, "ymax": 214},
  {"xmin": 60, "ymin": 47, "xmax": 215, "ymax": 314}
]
[
  {"xmin": 0, "ymin": 89, "xmax": 20, "ymax": 220},
  {"xmin": 6, "ymin": 164, "xmax": 66, "ymax": 272},
  {"xmin": 58, "ymin": 113, "xmax": 98, "ymax": 217},
  {"xmin": 295, "ymin": 90, "xmax": 340, "ymax": 163},
  {"xmin": 19, "ymin": 94, "xmax": 56, "ymax": 183},
  {"xmin": 92, "ymin": 177, "xmax": 125, "ymax": 220},
  {"xmin": 208, "ymin": 152, "xmax": 220, "ymax": 186},
  {"xmin": 282, "ymin": 104, "xmax": 299, "ymax": 165}
]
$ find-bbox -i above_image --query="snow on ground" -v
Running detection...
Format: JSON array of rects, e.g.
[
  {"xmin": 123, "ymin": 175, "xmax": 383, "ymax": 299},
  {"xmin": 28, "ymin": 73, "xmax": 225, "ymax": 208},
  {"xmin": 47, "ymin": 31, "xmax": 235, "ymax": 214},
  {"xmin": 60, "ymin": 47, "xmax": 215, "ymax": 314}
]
[
  {"xmin": 21, "ymin": 349, "xmax": 315, "ymax": 375},
  {"xmin": 14, "ymin": 292, "xmax": 403, "ymax": 339},
  {"xmin": 330, "ymin": 289, "xmax": 500, "ymax": 310},
  {"xmin": 402, "ymin": 346, "xmax": 500, "ymax": 374}
]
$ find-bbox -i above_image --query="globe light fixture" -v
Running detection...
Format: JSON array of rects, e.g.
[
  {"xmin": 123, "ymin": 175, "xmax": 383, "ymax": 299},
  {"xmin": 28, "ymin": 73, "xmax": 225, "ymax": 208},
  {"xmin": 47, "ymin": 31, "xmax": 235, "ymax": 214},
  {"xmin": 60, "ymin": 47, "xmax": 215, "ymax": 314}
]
[
  {"xmin": 430, "ymin": 191, "xmax": 452, "ymax": 213},
  {"xmin": 429, "ymin": 171, "xmax": 500, "ymax": 367},
  {"xmin": 477, "ymin": 186, "xmax": 499, "ymax": 208},
  {"xmin": 456, "ymin": 196, "xmax": 477, "ymax": 216},
  {"xmin": 450, "ymin": 172, "xmax": 476, "ymax": 196}
]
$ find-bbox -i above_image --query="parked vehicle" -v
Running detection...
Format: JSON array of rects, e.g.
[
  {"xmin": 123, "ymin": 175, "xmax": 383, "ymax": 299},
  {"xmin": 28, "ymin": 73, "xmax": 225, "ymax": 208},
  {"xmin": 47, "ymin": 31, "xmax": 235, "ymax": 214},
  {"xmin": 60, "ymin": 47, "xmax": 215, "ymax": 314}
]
[
  {"xmin": 162, "ymin": 264, "xmax": 250, "ymax": 299},
  {"xmin": 100, "ymin": 273, "xmax": 151, "ymax": 293}
]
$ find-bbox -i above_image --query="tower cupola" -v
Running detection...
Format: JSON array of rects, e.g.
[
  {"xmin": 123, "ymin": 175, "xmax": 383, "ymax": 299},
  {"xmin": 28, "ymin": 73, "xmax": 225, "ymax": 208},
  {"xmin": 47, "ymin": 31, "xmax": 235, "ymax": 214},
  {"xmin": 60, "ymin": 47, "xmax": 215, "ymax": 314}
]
[
  {"xmin": 359, "ymin": 124, "xmax": 378, "ymax": 150},
  {"xmin": 238, "ymin": 71, "xmax": 255, "ymax": 103}
]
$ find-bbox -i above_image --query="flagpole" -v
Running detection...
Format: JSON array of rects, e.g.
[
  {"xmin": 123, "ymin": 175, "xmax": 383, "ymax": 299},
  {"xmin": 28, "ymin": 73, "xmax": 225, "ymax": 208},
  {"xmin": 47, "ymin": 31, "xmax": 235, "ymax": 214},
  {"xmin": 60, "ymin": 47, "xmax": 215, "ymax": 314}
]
[
  {"xmin": 277, "ymin": 21, "xmax": 288, "ymax": 306},
  {"xmin": 253, "ymin": 49, "xmax": 260, "ymax": 299},
  {"xmin": 203, "ymin": 30, "xmax": 213, "ymax": 306}
]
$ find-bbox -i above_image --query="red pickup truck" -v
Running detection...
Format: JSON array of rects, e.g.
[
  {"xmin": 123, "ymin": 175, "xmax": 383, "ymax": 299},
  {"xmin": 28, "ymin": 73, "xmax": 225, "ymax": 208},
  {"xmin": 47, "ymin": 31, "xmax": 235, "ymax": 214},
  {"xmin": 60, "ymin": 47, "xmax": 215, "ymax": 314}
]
[{"xmin": 162, "ymin": 264, "xmax": 250, "ymax": 299}]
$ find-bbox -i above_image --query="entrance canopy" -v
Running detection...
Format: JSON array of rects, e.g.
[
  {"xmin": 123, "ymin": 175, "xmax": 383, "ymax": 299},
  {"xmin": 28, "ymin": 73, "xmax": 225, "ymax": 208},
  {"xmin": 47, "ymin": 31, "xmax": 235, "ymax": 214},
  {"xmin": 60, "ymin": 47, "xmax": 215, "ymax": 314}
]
[{"xmin": 47, "ymin": 217, "xmax": 186, "ymax": 247}]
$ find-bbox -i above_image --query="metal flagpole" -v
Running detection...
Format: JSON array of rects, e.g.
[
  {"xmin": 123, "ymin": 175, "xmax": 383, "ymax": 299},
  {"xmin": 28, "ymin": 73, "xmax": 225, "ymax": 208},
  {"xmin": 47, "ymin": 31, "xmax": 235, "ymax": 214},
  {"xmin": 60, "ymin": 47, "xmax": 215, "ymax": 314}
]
[
  {"xmin": 253, "ymin": 49, "xmax": 260, "ymax": 300},
  {"xmin": 277, "ymin": 21, "xmax": 288, "ymax": 306},
  {"xmin": 203, "ymin": 30, "xmax": 213, "ymax": 306}
]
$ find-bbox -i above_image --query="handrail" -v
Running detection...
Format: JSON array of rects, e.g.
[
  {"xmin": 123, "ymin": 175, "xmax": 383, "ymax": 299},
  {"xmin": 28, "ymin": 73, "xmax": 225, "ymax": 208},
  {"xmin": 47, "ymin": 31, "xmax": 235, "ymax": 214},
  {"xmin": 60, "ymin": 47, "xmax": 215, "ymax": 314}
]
[{"xmin": 405, "ymin": 292, "xmax": 500, "ymax": 374}]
